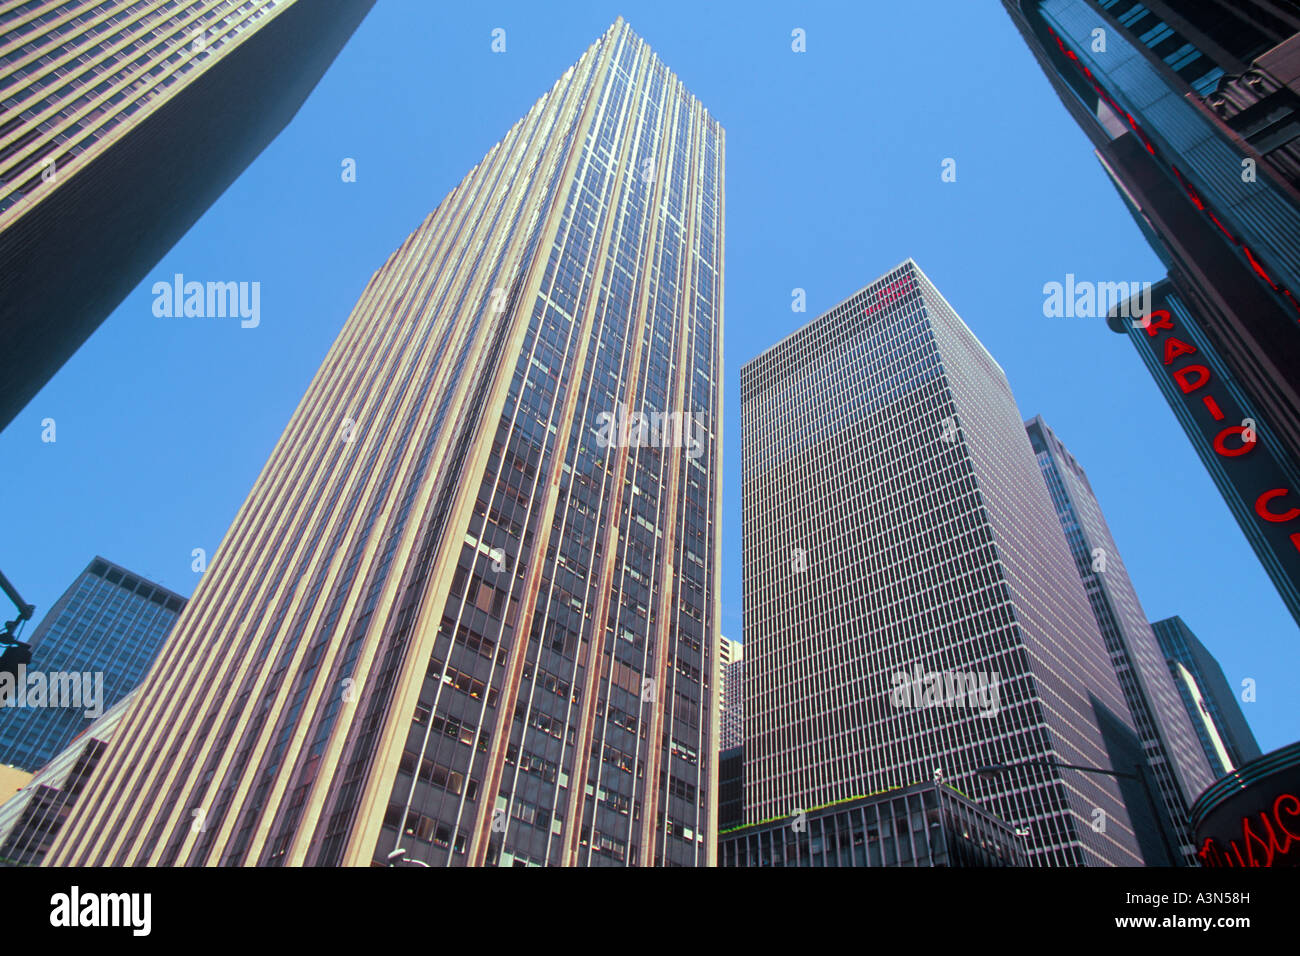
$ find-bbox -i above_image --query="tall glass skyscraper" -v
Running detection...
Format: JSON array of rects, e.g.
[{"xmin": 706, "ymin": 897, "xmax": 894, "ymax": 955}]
[
  {"xmin": 0, "ymin": 557, "xmax": 184, "ymax": 772},
  {"xmin": 740, "ymin": 259, "xmax": 1147, "ymax": 866},
  {"xmin": 1027, "ymin": 415, "xmax": 1215, "ymax": 862},
  {"xmin": 0, "ymin": 0, "xmax": 374, "ymax": 429},
  {"xmin": 1151, "ymin": 615, "xmax": 1262, "ymax": 778},
  {"xmin": 47, "ymin": 19, "xmax": 724, "ymax": 868}
]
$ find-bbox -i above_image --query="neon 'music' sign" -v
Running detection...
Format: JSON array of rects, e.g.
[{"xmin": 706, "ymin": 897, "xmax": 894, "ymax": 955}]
[{"xmin": 1198, "ymin": 793, "xmax": 1300, "ymax": 867}]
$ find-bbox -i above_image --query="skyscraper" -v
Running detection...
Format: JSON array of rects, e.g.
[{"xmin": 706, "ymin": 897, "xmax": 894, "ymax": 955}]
[
  {"xmin": 1004, "ymin": 0, "xmax": 1300, "ymax": 625},
  {"xmin": 719, "ymin": 634, "xmax": 743, "ymax": 750},
  {"xmin": 0, "ymin": 557, "xmax": 183, "ymax": 772},
  {"xmin": 1152, "ymin": 615, "xmax": 1262, "ymax": 777},
  {"xmin": 47, "ymin": 19, "xmax": 724, "ymax": 868},
  {"xmin": 717, "ymin": 635, "xmax": 743, "ymax": 830},
  {"xmin": 740, "ymin": 259, "xmax": 1149, "ymax": 866},
  {"xmin": 1027, "ymin": 415, "xmax": 1215, "ymax": 862},
  {"xmin": 0, "ymin": 0, "xmax": 375, "ymax": 430}
]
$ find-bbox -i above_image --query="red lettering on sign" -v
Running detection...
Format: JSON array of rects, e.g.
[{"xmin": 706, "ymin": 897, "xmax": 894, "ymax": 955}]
[
  {"xmin": 1172, "ymin": 365, "xmax": 1210, "ymax": 393},
  {"xmin": 1142, "ymin": 309, "xmax": 1173, "ymax": 336},
  {"xmin": 1213, "ymin": 425, "xmax": 1256, "ymax": 458},
  {"xmin": 1163, "ymin": 337, "xmax": 1197, "ymax": 365},
  {"xmin": 1256, "ymin": 489, "xmax": 1300, "ymax": 523},
  {"xmin": 1198, "ymin": 792, "xmax": 1300, "ymax": 867}
]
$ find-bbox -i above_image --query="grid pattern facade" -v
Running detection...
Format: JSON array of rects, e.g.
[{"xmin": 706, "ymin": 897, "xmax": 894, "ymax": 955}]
[
  {"xmin": 719, "ymin": 635, "xmax": 743, "ymax": 750},
  {"xmin": 46, "ymin": 19, "xmax": 724, "ymax": 868},
  {"xmin": 1152, "ymin": 615, "xmax": 1262, "ymax": 778},
  {"xmin": 0, "ymin": 0, "xmax": 286, "ymax": 218},
  {"xmin": 740, "ymin": 260, "xmax": 1146, "ymax": 866},
  {"xmin": 0, "ymin": 0, "xmax": 373, "ymax": 430},
  {"xmin": 718, "ymin": 783, "xmax": 1029, "ymax": 868},
  {"xmin": 0, "ymin": 557, "xmax": 182, "ymax": 772},
  {"xmin": 1027, "ymin": 416, "xmax": 1216, "ymax": 862},
  {"xmin": 0, "ymin": 690, "xmax": 134, "ymax": 865}
]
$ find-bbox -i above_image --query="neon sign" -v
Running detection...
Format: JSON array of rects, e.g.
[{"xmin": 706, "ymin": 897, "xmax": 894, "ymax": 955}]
[
  {"xmin": 1197, "ymin": 792, "xmax": 1300, "ymax": 867},
  {"xmin": 1140, "ymin": 306, "xmax": 1300, "ymax": 556}
]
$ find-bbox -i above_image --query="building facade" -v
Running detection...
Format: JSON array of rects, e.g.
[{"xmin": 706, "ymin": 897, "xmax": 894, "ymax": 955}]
[
  {"xmin": 47, "ymin": 19, "xmax": 724, "ymax": 868},
  {"xmin": 740, "ymin": 259, "xmax": 1149, "ymax": 866},
  {"xmin": 719, "ymin": 634, "xmax": 743, "ymax": 750},
  {"xmin": 1152, "ymin": 615, "xmax": 1262, "ymax": 778},
  {"xmin": 719, "ymin": 781, "xmax": 1029, "ymax": 868},
  {"xmin": 1027, "ymin": 416, "xmax": 1216, "ymax": 862},
  {"xmin": 0, "ymin": 0, "xmax": 374, "ymax": 429},
  {"xmin": 1004, "ymin": 0, "xmax": 1300, "ymax": 627},
  {"xmin": 718, "ymin": 745, "xmax": 743, "ymax": 832},
  {"xmin": 0, "ymin": 557, "xmax": 183, "ymax": 772},
  {"xmin": 0, "ymin": 690, "xmax": 134, "ymax": 866}
]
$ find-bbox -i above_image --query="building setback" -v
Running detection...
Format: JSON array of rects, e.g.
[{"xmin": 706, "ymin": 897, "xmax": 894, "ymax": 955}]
[
  {"xmin": 1003, "ymin": 0, "xmax": 1300, "ymax": 627},
  {"xmin": 1152, "ymin": 615, "xmax": 1262, "ymax": 778},
  {"xmin": 46, "ymin": 19, "xmax": 723, "ymax": 868},
  {"xmin": 0, "ymin": 557, "xmax": 183, "ymax": 772},
  {"xmin": 1027, "ymin": 416, "xmax": 1216, "ymax": 862},
  {"xmin": 741, "ymin": 259, "xmax": 1152, "ymax": 866},
  {"xmin": 0, "ymin": 0, "xmax": 374, "ymax": 429}
]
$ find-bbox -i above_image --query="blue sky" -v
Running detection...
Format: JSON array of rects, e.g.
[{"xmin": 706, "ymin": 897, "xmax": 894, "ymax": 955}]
[{"xmin": 2, "ymin": 0, "xmax": 1295, "ymax": 753}]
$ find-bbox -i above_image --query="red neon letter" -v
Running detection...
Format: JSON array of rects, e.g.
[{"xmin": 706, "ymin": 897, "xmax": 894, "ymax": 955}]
[
  {"xmin": 1274, "ymin": 794, "xmax": 1300, "ymax": 843},
  {"xmin": 1142, "ymin": 308, "xmax": 1173, "ymax": 336},
  {"xmin": 1214, "ymin": 425, "xmax": 1256, "ymax": 457},
  {"xmin": 1172, "ymin": 365, "xmax": 1210, "ymax": 393},
  {"xmin": 1163, "ymin": 337, "xmax": 1198, "ymax": 365},
  {"xmin": 1256, "ymin": 489, "xmax": 1300, "ymax": 523}
]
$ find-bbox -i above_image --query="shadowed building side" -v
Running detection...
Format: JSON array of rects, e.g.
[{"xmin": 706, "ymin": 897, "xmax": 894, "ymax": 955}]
[{"xmin": 0, "ymin": 0, "xmax": 375, "ymax": 430}]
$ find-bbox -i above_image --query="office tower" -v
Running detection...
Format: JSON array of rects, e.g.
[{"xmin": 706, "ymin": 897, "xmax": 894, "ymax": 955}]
[
  {"xmin": 48, "ymin": 19, "xmax": 724, "ymax": 868},
  {"xmin": 1004, "ymin": 1, "xmax": 1300, "ymax": 624},
  {"xmin": 717, "ymin": 636, "xmax": 743, "ymax": 831},
  {"xmin": 0, "ymin": 557, "xmax": 183, "ymax": 772},
  {"xmin": 719, "ymin": 635, "xmax": 743, "ymax": 750},
  {"xmin": 0, "ymin": 691, "xmax": 134, "ymax": 866},
  {"xmin": 719, "ymin": 782, "xmax": 1030, "ymax": 868},
  {"xmin": 741, "ymin": 259, "xmax": 1152, "ymax": 866},
  {"xmin": 1027, "ymin": 416, "xmax": 1216, "ymax": 862},
  {"xmin": 0, "ymin": 0, "xmax": 375, "ymax": 430},
  {"xmin": 1152, "ymin": 615, "xmax": 1262, "ymax": 777},
  {"xmin": 1106, "ymin": 282, "xmax": 1300, "ymax": 626}
]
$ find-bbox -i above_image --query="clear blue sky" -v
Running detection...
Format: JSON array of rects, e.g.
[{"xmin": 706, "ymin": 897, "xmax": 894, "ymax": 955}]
[{"xmin": 2, "ymin": 0, "xmax": 1295, "ymax": 753}]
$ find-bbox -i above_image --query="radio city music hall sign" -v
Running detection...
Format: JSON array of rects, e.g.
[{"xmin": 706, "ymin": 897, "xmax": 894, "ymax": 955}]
[
  {"xmin": 1137, "ymin": 307, "xmax": 1300, "ymax": 558},
  {"xmin": 1197, "ymin": 792, "xmax": 1300, "ymax": 867}
]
